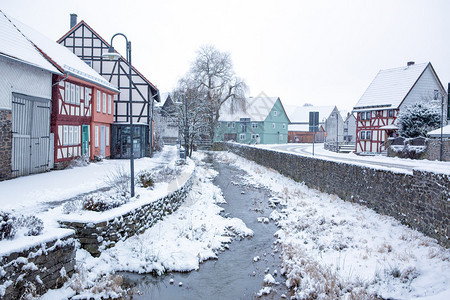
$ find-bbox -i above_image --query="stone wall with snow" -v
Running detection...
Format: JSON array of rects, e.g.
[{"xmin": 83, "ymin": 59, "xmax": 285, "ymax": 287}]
[
  {"xmin": 0, "ymin": 235, "xmax": 76, "ymax": 299},
  {"xmin": 60, "ymin": 172, "xmax": 195, "ymax": 256},
  {"xmin": 219, "ymin": 142, "xmax": 449, "ymax": 247}
]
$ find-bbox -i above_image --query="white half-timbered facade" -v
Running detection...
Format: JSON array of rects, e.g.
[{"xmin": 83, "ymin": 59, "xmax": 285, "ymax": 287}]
[
  {"xmin": 353, "ymin": 62, "xmax": 447, "ymax": 154},
  {"xmin": 57, "ymin": 16, "xmax": 160, "ymax": 158}
]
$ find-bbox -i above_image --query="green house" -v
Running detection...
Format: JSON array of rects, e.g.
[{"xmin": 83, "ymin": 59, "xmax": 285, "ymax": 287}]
[{"xmin": 214, "ymin": 95, "xmax": 290, "ymax": 144}]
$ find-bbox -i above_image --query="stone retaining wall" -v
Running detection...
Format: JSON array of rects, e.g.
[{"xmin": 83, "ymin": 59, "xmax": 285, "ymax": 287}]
[
  {"xmin": 0, "ymin": 109, "xmax": 12, "ymax": 181},
  {"xmin": 60, "ymin": 172, "xmax": 195, "ymax": 256},
  {"xmin": 0, "ymin": 235, "xmax": 76, "ymax": 299},
  {"xmin": 218, "ymin": 142, "xmax": 449, "ymax": 247}
]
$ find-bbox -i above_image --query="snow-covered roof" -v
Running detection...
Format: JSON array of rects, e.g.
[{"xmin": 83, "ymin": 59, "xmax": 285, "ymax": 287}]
[
  {"xmin": 219, "ymin": 96, "xmax": 279, "ymax": 122},
  {"xmin": 8, "ymin": 14, "xmax": 117, "ymax": 92},
  {"xmin": 353, "ymin": 62, "xmax": 429, "ymax": 111},
  {"xmin": 0, "ymin": 10, "xmax": 60, "ymax": 74},
  {"xmin": 427, "ymin": 124, "xmax": 450, "ymax": 138},
  {"xmin": 286, "ymin": 105, "xmax": 335, "ymax": 123}
]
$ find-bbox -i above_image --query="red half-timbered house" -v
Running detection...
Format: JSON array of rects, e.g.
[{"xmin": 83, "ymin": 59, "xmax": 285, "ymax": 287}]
[
  {"xmin": 353, "ymin": 62, "xmax": 447, "ymax": 154},
  {"xmin": 57, "ymin": 15, "xmax": 160, "ymax": 159},
  {"xmin": 14, "ymin": 18, "xmax": 118, "ymax": 166}
]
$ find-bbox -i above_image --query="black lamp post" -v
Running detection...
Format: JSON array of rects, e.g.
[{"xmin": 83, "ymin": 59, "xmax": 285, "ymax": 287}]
[{"xmin": 103, "ymin": 33, "xmax": 135, "ymax": 197}]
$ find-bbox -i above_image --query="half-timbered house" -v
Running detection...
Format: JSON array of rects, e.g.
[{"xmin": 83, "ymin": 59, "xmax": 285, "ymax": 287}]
[
  {"xmin": 57, "ymin": 15, "xmax": 160, "ymax": 159},
  {"xmin": 353, "ymin": 62, "xmax": 447, "ymax": 154},
  {"xmin": 13, "ymin": 15, "xmax": 118, "ymax": 167}
]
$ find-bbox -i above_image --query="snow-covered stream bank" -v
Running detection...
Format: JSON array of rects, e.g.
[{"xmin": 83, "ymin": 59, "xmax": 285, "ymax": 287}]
[{"xmin": 215, "ymin": 151, "xmax": 450, "ymax": 299}]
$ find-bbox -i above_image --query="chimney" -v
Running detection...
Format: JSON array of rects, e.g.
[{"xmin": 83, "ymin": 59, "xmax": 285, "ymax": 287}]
[
  {"xmin": 407, "ymin": 61, "xmax": 415, "ymax": 66},
  {"xmin": 70, "ymin": 14, "xmax": 77, "ymax": 29}
]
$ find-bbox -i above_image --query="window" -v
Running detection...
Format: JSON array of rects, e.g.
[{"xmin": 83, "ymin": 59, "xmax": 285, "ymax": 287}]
[
  {"xmin": 75, "ymin": 86, "xmax": 80, "ymax": 105},
  {"xmin": 388, "ymin": 109, "xmax": 393, "ymax": 117},
  {"xmin": 366, "ymin": 111, "xmax": 371, "ymax": 120},
  {"xmin": 251, "ymin": 134, "xmax": 259, "ymax": 139},
  {"xmin": 231, "ymin": 122, "xmax": 235, "ymax": 128},
  {"xmin": 360, "ymin": 131, "xmax": 366, "ymax": 140},
  {"xmin": 434, "ymin": 89, "xmax": 439, "ymax": 100},
  {"xmin": 282, "ymin": 123, "xmax": 286, "ymax": 129},
  {"xmin": 71, "ymin": 84, "xmax": 76, "ymax": 104},
  {"xmin": 273, "ymin": 110, "xmax": 278, "ymax": 117},
  {"xmin": 69, "ymin": 127, "xmax": 74, "ymax": 145},
  {"xmin": 85, "ymin": 88, "xmax": 90, "ymax": 103},
  {"xmin": 251, "ymin": 123, "xmax": 258, "ymax": 129},
  {"xmin": 65, "ymin": 82, "xmax": 70, "ymax": 103},
  {"xmin": 73, "ymin": 126, "xmax": 79, "ymax": 145},
  {"xmin": 366, "ymin": 130, "xmax": 371, "ymax": 140},
  {"xmin": 272, "ymin": 123, "xmax": 275, "ymax": 129},
  {"xmin": 239, "ymin": 133, "xmax": 246, "ymax": 140},
  {"xmin": 108, "ymin": 95, "xmax": 112, "ymax": 114},
  {"xmin": 360, "ymin": 112, "xmax": 365, "ymax": 120},
  {"xmin": 106, "ymin": 126, "xmax": 110, "ymax": 146},
  {"xmin": 63, "ymin": 125, "xmax": 69, "ymax": 145},
  {"xmin": 95, "ymin": 126, "xmax": 99, "ymax": 147},
  {"xmin": 97, "ymin": 91, "xmax": 101, "ymax": 112},
  {"xmin": 103, "ymin": 92, "xmax": 107, "ymax": 113},
  {"xmin": 279, "ymin": 134, "xmax": 283, "ymax": 141}
]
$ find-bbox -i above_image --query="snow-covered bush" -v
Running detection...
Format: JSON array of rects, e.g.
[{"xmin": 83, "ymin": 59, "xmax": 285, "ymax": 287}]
[
  {"xmin": 67, "ymin": 155, "xmax": 90, "ymax": 168},
  {"xmin": 398, "ymin": 102, "xmax": 441, "ymax": 138},
  {"xmin": 0, "ymin": 211, "xmax": 15, "ymax": 240},
  {"xmin": 137, "ymin": 170, "xmax": 155, "ymax": 188},
  {"xmin": 152, "ymin": 165, "xmax": 182, "ymax": 183},
  {"xmin": 16, "ymin": 215, "xmax": 44, "ymax": 236},
  {"xmin": 62, "ymin": 199, "xmax": 84, "ymax": 214},
  {"xmin": 82, "ymin": 190, "xmax": 130, "ymax": 212}
]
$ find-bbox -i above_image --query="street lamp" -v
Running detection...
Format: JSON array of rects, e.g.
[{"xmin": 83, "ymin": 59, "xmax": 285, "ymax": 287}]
[
  {"xmin": 440, "ymin": 92, "xmax": 444, "ymax": 161},
  {"xmin": 102, "ymin": 33, "xmax": 135, "ymax": 197}
]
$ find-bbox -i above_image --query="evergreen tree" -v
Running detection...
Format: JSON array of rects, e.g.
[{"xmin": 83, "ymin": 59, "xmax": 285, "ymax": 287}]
[{"xmin": 398, "ymin": 102, "xmax": 441, "ymax": 138}]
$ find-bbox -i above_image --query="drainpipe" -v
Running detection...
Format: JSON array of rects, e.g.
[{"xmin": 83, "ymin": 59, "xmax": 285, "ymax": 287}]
[{"xmin": 52, "ymin": 73, "xmax": 69, "ymax": 87}]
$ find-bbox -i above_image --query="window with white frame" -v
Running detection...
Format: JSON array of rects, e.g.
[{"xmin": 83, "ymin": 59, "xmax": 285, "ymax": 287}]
[
  {"xmin": 103, "ymin": 92, "xmax": 107, "ymax": 113},
  {"xmin": 108, "ymin": 95, "xmax": 112, "ymax": 114},
  {"xmin": 239, "ymin": 133, "xmax": 246, "ymax": 140},
  {"xmin": 366, "ymin": 111, "xmax": 371, "ymax": 119},
  {"xmin": 360, "ymin": 131, "xmax": 366, "ymax": 140},
  {"xmin": 361, "ymin": 112, "xmax": 365, "ymax": 120},
  {"xmin": 272, "ymin": 123, "xmax": 275, "ymax": 129},
  {"xmin": 251, "ymin": 123, "xmax": 258, "ymax": 129},
  {"xmin": 282, "ymin": 123, "xmax": 286, "ymax": 129},
  {"xmin": 69, "ymin": 126, "xmax": 74, "ymax": 145},
  {"xmin": 388, "ymin": 109, "xmax": 393, "ymax": 117},
  {"xmin": 279, "ymin": 134, "xmax": 283, "ymax": 141},
  {"xmin": 227, "ymin": 122, "xmax": 231, "ymax": 128},
  {"xmin": 75, "ymin": 86, "xmax": 80, "ymax": 105},
  {"xmin": 95, "ymin": 126, "xmax": 99, "ymax": 147},
  {"xmin": 366, "ymin": 130, "xmax": 371, "ymax": 140},
  {"xmin": 65, "ymin": 82, "xmax": 70, "ymax": 103},
  {"xmin": 231, "ymin": 122, "xmax": 235, "ymax": 128},
  {"xmin": 106, "ymin": 126, "xmax": 110, "ymax": 146},
  {"xmin": 97, "ymin": 91, "xmax": 101, "ymax": 112},
  {"xmin": 251, "ymin": 134, "xmax": 259, "ymax": 139},
  {"xmin": 273, "ymin": 110, "xmax": 278, "ymax": 116},
  {"xmin": 63, "ymin": 125, "xmax": 69, "ymax": 145},
  {"xmin": 71, "ymin": 84, "xmax": 76, "ymax": 104},
  {"xmin": 85, "ymin": 88, "xmax": 90, "ymax": 103}
]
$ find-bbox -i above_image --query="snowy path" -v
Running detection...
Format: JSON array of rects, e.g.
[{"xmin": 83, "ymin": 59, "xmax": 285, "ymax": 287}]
[
  {"xmin": 258, "ymin": 143, "xmax": 450, "ymax": 174},
  {"xmin": 0, "ymin": 146, "xmax": 179, "ymax": 215}
]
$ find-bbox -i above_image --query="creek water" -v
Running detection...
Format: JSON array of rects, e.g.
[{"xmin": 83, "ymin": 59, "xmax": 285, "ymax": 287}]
[{"xmin": 121, "ymin": 155, "xmax": 290, "ymax": 299}]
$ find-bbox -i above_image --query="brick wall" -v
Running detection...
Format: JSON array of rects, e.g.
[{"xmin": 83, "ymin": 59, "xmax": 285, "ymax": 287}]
[
  {"xmin": 218, "ymin": 142, "xmax": 449, "ymax": 247},
  {"xmin": 0, "ymin": 110, "xmax": 12, "ymax": 181}
]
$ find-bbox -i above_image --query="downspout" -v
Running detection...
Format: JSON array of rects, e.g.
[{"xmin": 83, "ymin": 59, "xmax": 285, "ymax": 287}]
[{"xmin": 52, "ymin": 73, "xmax": 69, "ymax": 86}]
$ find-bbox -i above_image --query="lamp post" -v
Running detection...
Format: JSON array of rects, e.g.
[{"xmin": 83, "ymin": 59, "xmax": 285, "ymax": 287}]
[
  {"xmin": 440, "ymin": 92, "xmax": 444, "ymax": 161},
  {"xmin": 103, "ymin": 33, "xmax": 135, "ymax": 197}
]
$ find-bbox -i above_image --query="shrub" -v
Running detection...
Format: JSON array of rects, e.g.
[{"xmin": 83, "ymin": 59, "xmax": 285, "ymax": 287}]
[
  {"xmin": 0, "ymin": 211, "xmax": 15, "ymax": 240},
  {"xmin": 82, "ymin": 190, "xmax": 130, "ymax": 212},
  {"xmin": 105, "ymin": 165, "xmax": 130, "ymax": 193},
  {"xmin": 137, "ymin": 171, "xmax": 155, "ymax": 188},
  {"xmin": 152, "ymin": 166, "xmax": 182, "ymax": 183},
  {"xmin": 17, "ymin": 215, "xmax": 44, "ymax": 236}
]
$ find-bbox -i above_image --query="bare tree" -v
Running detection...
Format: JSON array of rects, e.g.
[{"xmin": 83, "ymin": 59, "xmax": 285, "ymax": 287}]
[{"xmin": 190, "ymin": 45, "xmax": 247, "ymax": 142}]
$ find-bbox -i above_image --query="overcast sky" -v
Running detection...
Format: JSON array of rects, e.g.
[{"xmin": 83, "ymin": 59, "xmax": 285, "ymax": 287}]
[{"xmin": 2, "ymin": 0, "xmax": 449, "ymax": 112}]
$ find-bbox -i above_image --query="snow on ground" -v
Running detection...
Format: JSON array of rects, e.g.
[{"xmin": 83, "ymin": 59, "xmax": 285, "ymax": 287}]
[
  {"xmin": 41, "ymin": 152, "xmax": 253, "ymax": 298},
  {"xmin": 215, "ymin": 151, "xmax": 450, "ymax": 299}
]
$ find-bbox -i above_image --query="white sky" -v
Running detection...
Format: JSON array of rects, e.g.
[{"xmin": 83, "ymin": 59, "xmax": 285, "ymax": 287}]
[{"xmin": 1, "ymin": 0, "xmax": 449, "ymax": 112}]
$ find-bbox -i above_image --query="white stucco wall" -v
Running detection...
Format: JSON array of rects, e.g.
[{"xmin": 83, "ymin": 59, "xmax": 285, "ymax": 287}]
[{"xmin": 0, "ymin": 55, "xmax": 52, "ymax": 109}]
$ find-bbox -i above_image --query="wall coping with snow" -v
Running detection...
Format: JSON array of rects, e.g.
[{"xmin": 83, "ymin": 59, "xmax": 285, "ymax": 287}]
[
  {"xmin": 59, "ymin": 160, "xmax": 196, "ymax": 256},
  {"xmin": 217, "ymin": 142, "xmax": 449, "ymax": 247},
  {"xmin": 0, "ymin": 234, "xmax": 76, "ymax": 299}
]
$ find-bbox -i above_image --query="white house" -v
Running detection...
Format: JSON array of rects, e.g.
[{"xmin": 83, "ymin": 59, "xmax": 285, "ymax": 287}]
[
  {"xmin": 0, "ymin": 11, "xmax": 62, "ymax": 179},
  {"xmin": 353, "ymin": 62, "xmax": 447, "ymax": 154}
]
